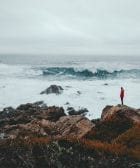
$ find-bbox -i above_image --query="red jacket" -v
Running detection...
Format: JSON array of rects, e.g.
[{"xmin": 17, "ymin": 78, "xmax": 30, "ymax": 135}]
[{"xmin": 120, "ymin": 89, "xmax": 124, "ymax": 98}]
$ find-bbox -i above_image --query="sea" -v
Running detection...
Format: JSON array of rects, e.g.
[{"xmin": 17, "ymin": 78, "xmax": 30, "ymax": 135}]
[{"xmin": 0, "ymin": 54, "xmax": 140, "ymax": 119}]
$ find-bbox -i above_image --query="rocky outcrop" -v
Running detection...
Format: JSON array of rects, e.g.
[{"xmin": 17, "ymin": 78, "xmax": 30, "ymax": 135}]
[
  {"xmin": 0, "ymin": 102, "xmax": 94, "ymax": 140},
  {"xmin": 67, "ymin": 107, "xmax": 88, "ymax": 116},
  {"xmin": 101, "ymin": 104, "xmax": 140, "ymax": 123},
  {"xmin": 40, "ymin": 85, "xmax": 64, "ymax": 95},
  {"xmin": 54, "ymin": 115, "xmax": 94, "ymax": 138},
  {"xmin": 0, "ymin": 103, "xmax": 140, "ymax": 168},
  {"xmin": 88, "ymin": 105, "xmax": 140, "ymax": 142},
  {"xmin": 0, "ymin": 102, "xmax": 64, "ymax": 127},
  {"xmin": 38, "ymin": 115, "xmax": 94, "ymax": 139}
]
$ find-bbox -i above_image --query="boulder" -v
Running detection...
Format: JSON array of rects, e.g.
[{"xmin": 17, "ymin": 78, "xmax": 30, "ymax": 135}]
[
  {"xmin": 51, "ymin": 115, "xmax": 93, "ymax": 138},
  {"xmin": 54, "ymin": 115, "xmax": 95, "ymax": 139},
  {"xmin": 40, "ymin": 85, "xmax": 64, "ymax": 95},
  {"xmin": 67, "ymin": 107, "xmax": 88, "ymax": 116},
  {"xmin": 67, "ymin": 107, "xmax": 75, "ymax": 114},
  {"xmin": 16, "ymin": 101, "xmax": 47, "ymax": 111},
  {"xmin": 1, "ymin": 115, "xmax": 94, "ymax": 140},
  {"xmin": 90, "ymin": 105, "xmax": 140, "ymax": 142},
  {"xmin": 38, "ymin": 115, "xmax": 94, "ymax": 139},
  {"xmin": 1, "ymin": 107, "xmax": 15, "ymax": 114},
  {"xmin": 45, "ymin": 106, "xmax": 66, "ymax": 122},
  {"xmin": 101, "ymin": 104, "xmax": 140, "ymax": 124}
]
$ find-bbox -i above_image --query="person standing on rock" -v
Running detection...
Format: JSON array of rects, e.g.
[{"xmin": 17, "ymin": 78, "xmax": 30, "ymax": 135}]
[{"xmin": 120, "ymin": 87, "xmax": 124, "ymax": 105}]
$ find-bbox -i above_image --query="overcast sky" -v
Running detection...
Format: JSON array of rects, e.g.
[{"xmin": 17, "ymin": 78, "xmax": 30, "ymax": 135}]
[{"xmin": 0, "ymin": 0, "xmax": 140, "ymax": 55}]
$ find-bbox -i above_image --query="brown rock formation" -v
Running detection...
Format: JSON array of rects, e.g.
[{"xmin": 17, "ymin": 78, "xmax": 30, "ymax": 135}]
[
  {"xmin": 0, "ymin": 102, "xmax": 94, "ymax": 140},
  {"xmin": 89, "ymin": 105, "xmax": 140, "ymax": 142},
  {"xmin": 101, "ymin": 104, "xmax": 140, "ymax": 123}
]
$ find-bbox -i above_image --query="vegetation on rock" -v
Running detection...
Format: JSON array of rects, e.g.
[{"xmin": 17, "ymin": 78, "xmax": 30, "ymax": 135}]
[{"xmin": 0, "ymin": 103, "xmax": 140, "ymax": 167}]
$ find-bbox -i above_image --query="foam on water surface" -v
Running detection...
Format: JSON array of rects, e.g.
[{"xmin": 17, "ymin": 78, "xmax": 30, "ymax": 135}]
[
  {"xmin": 0, "ymin": 56, "xmax": 140, "ymax": 119},
  {"xmin": 0, "ymin": 77, "xmax": 140, "ymax": 119}
]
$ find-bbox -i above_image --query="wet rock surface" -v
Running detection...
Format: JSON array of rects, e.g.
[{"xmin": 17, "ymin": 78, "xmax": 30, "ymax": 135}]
[
  {"xmin": 40, "ymin": 85, "xmax": 64, "ymax": 95},
  {"xmin": 67, "ymin": 107, "xmax": 89, "ymax": 116}
]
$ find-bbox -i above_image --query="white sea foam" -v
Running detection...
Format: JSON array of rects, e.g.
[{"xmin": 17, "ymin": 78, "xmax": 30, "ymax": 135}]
[
  {"xmin": 0, "ymin": 57, "xmax": 140, "ymax": 119},
  {"xmin": 0, "ymin": 76, "xmax": 140, "ymax": 119}
]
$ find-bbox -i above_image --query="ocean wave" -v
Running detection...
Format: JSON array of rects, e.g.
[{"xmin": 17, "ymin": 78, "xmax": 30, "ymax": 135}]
[
  {"xmin": 42, "ymin": 67, "xmax": 140, "ymax": 79},
  {"xmin": 1, "ymin": 62, "xmax": 140, "ymax": 80}
]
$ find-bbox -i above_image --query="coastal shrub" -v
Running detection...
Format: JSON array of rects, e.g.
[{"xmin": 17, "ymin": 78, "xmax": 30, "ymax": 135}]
[
  {"xmin": 112, "ymin": 124, "xmax": 140, "ymax": 148},
  {"xmin": 0, "ymin": 137, "xmax": 139, "ymax": 168},
  {"xmin": 80, "ymin": 139, "xmax": 140, "ymax": 160},
  {"xmin": 91, "ymin": 114, "xmax": 133, "ymax": 142}
]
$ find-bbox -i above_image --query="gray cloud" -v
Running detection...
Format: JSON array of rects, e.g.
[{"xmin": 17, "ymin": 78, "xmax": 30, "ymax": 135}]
[{"xmin": 0, "ymin": 0, "xmax": 140, "ymax": 55}]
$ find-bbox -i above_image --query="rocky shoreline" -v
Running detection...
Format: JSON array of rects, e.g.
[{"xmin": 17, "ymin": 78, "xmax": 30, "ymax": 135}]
[{"xmin": 0, "ymin": 102, "xmax": 140, "ymax": 168}]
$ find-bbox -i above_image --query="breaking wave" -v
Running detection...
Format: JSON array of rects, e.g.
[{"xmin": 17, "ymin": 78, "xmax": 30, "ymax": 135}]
[{"xmin": 42, "ymin": 67, "xmax": 140, "ymax": 79}]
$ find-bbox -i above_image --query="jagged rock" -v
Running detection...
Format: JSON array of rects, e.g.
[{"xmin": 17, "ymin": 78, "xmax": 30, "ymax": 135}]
[
  {"xmin": 0, "ymin": 114, "xmax": 93, "ymax": 140},
  {"xmin": 1, "ymin": 107, "xmax": 15, "ymax": 114},
  {"xmin": 67, "ymin": 107, "xmax": 75, "ymax": 113},
  {"xmin": 16, "ymin": 101, "xmax": 45, "ymax": 111},
  {"xmin": 53, "ymin": 115, "xmax": 95, "ymax": 139},
  {"xmin": 16, "ymin": 103, "xmax": 39, "ymax": 112},
  {"xmin": 34, "ymin": 101, "xmax": 47, "ymax": 107},
  {"xmin": 0, "ymin": 102, "xmax": 66, "ymax": 139},
  {"xmin": 46, "ymin": 106, "xmax": 66, "ymax": 122},
  {"xmin": 40, "ymin": 85, "xmax": 64, "ymax": 95},
  {"xmin": 90, "ymin": 105, "xmax": 140, "ymax": 142},
  {"xmin": 0, "ymin": 101, "xmax": 93, "ymax": 139},
  {"xmin": 101, "ymin": 105, "xmax": 140, "ymax": 124},
  {"xmin": 16, "ymin": 115, "xmax": 93, "ymax": 139},
  {"xmin": 37, "ymin": 115, "xmax": 95, "ymax": 138},
  {"xmin": 67, "ymin": 107, "xmax": 88, "ymax": 116}
]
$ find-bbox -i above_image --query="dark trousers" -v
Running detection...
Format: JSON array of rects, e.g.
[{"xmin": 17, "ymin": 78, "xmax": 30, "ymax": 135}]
[{"xmin": 121, "ymin": 97, "xmax": 123, "ymax": 105}]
